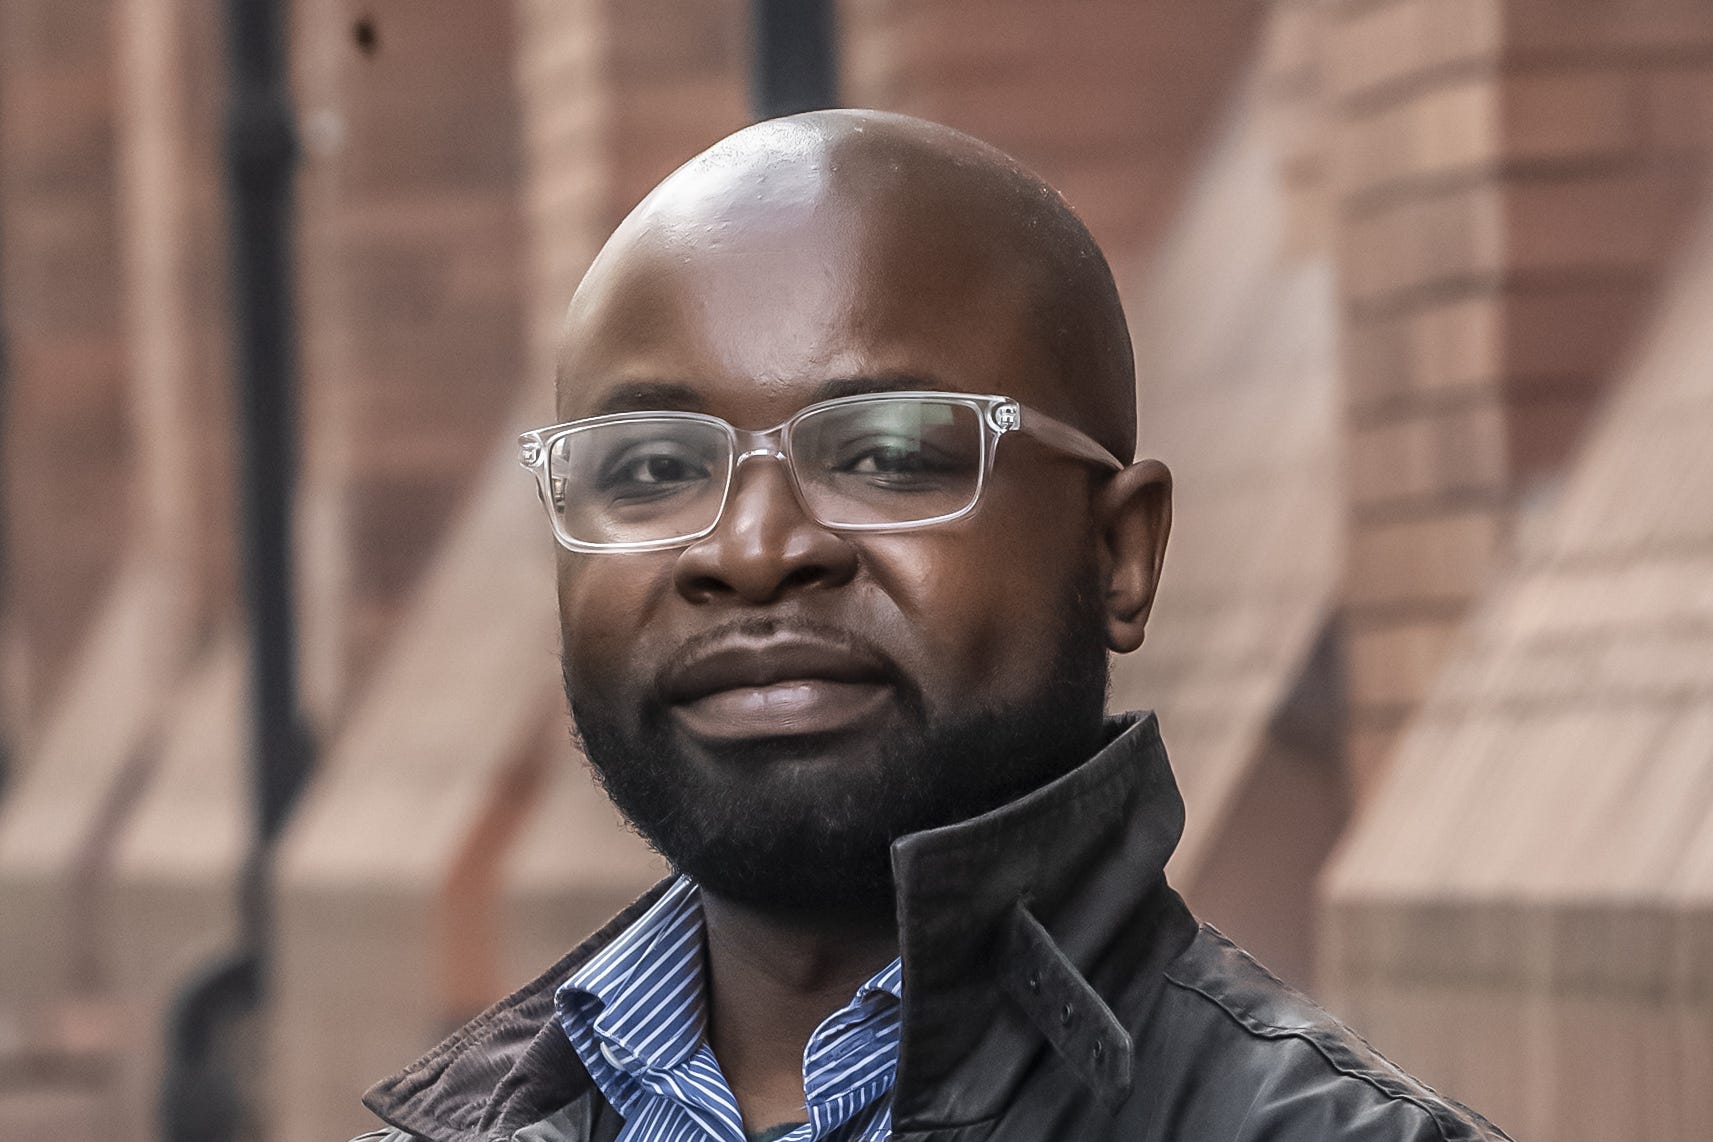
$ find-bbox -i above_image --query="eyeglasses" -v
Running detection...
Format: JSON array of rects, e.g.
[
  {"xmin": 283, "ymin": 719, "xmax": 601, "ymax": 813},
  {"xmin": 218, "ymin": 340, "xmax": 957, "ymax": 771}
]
[{"xmin": 518, "ymin": 390, "xmax": 1126, "ymax": 553}]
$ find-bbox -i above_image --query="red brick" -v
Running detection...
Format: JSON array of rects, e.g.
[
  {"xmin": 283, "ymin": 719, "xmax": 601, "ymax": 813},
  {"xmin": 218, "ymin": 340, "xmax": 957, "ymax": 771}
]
[
  {"xmin": 1326, "ymin": 0, "xmax": 1501, "ymax": 105},
  {"xmin": 1262, "ymin": 1, "xmax": 1322, "ymax": 94},
  {"xmin": 0, "ymin": 0, "xmax": 130, "ymax": 720},
  {"xmin": 1642, "ymin": 66, "xmax": 1713, "ymax": 156},
  {"xmin": 1339, "ymin": 78, "xmax": 1497, "ymax": 194},
  {"xmin": 1350, "ymin": 418, "xmax": 1438, "ymax": 507},
  {"xmin": 1347, "ymin": 616, "xmax": 1462, "ymax": 715},
  {"xmin": 1507, "ymin": 0, "xmax": 1713, "ymax": 57},
  {"xmin": 1503, "ymin": 283, "xmax": 1648, "ymax": 383},
  {"xmin": 1413, "ymin": 295, "xmax": 1503, "ymax": 394},
  {"xmin": 1504, "ymin": 167, "xmax": 1700, "ymax": 277},
  {"xmin": 611, "ymin": 0, "xmax": 746, "ymax": 80},
  {"xmin": 1349, "ymin": 400, "xmax": 1508, "ymax": 510},
  {"xmin": 1347, "ymin": 508, "xmax": 1507, "ymax": 609},
  {"xmin": 1342, "ymin": 183, "xmax": 1505, "ymax": 305},
  {"xmin": 296, "ymin": 0, "xmax": 535, "ymax": 689},
  {"xmin": 1344, "ymin": 314, "xmax": 1416, "ymax": 409},
  {"xmin": 1504, "ymin": 387, "xmax": 1603, "ymax": 484},
  {"xmin": 1500, "ymin": 68, "xmax": 1638, "ymax": 165},
  {"xmin": 843, "ymin": 0, "xmax": 1257, "ymax": 259}
]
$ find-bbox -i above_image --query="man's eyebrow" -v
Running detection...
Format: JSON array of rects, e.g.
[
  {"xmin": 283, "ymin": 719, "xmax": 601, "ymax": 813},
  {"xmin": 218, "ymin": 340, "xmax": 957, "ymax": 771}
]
[
  {"xmin": 813, "ymin": 374, "xmax": 944, "ymax": 402},
  {"xmin": 588, "ymin": 382, "xmax": 708, "ymax": 415}
]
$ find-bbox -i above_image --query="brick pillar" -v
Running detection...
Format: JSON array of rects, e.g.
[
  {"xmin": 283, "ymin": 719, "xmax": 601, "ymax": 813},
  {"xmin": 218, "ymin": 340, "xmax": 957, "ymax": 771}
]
[
  {"xmin": 514, "ymin": 0, "xmax": 749, "ymax": 377},
  {"xmin": 0, "ymin": 0, "xmax": 237, "ymax": 980},
  {"xmin": 1327, "ymin": 0, "xmax": 1712, "ymax": 796},
  {"xmin": 0, "ymin": 7, "xmax": 243, "ymax": 1138},
  {"xmin": 0, "ymin": 0, "xmax": 132, "ymax": 740},
  {"xmin": 294, "ymin": 0, "xmax": 534, "ymax": 719},
  {"xmin": 842, "ymin": 0, "xmax": 1259, "ymax": 264}
]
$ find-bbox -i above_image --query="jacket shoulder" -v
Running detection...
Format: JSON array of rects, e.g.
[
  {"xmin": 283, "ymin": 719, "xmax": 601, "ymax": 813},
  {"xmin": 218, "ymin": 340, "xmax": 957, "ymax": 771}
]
[{"xmin": 1155, "ymin": 926, "xmax": 1511, "ymax": 1142}]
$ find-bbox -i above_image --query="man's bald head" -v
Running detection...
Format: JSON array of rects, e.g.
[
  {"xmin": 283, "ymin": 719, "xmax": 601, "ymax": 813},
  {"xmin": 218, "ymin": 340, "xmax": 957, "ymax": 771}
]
[
  {"xmin": 549, "ymin": 112, "xmax": 1172, "ymax": 918},
  {"xmin": 560, "ymin": 109, "xmax": 1136, "ymax": 459}
]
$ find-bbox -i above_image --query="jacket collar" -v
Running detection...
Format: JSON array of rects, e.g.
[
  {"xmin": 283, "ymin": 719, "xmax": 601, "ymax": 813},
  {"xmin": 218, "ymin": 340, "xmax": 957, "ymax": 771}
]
[
  {"xmin": 364, "ymin": 712, "xmax": 1192, "ymax": 1141},
  {"xmin": 887, "ymin": 710, "xmax": 1192, "ymax": 1132}
]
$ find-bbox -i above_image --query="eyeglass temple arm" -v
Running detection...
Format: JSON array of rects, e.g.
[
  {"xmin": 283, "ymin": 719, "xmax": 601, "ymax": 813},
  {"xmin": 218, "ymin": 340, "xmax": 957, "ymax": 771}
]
[{"xmin": 1014, "ymin": 403, "xmax": 1128, "ymax": 470}]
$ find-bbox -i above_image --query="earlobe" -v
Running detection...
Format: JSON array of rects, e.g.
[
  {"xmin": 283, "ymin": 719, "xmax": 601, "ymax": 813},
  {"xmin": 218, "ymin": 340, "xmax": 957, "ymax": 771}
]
[{"xmin": 1097, "ymin": 459, "xmax": 1172, "ymax": 654}]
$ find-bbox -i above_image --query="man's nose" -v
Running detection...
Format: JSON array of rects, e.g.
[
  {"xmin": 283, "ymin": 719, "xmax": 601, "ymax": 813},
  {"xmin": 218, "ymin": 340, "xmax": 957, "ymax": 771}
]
[{"xmin": 671, "ymin": 456, "xmax": 858, "ymax": 605}]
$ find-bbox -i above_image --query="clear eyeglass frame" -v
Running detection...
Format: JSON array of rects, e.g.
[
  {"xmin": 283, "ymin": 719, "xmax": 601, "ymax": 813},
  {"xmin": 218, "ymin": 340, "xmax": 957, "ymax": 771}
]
[{"xmin": 517, "ymin": 389, "xmax": 1127, "ymax": 553}]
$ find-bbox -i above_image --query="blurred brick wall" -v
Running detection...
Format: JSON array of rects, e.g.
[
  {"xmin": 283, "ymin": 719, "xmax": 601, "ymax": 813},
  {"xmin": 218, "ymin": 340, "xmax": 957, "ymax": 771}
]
[
  {"xmin": 514, "ymin": 0, "xmax": 749, "ymax": 376},
  {"xmin": 841, "ymin": 0, "xmax": 1258, "ymax": 268},
  {"xmin": 114, "ymin": 0, "xmax": 240, "ymax": 647},
  {"xmin": 1327, "ymin": 0, "xmax": 1713, "ymax": 794},
  {"xmin": 0, "ymin": 0, "xmax": 131, "ymax": 735},
  {"xmin": 0, "ymin": 3, "xmax": 245, "ymax": 1139},
  {"xmin": 3, "ymin": 1, "xmax": 1711, "ymax": 1139},
  {"xmin": 1323, "ymin": 202, "xmax": 1713, "ymax": 1142},
  {"xmin": 1319, "ymin": 4, "xmax": 1713, "ymax": 1136},
  {"xmin": 295, "ymin": 0, "xmax": 533, "ymax": 714}
]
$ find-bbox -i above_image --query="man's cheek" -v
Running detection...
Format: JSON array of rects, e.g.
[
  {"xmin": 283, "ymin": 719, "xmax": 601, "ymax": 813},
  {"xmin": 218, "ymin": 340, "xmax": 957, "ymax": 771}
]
[{"xmin": 558, "ymin": 572, "xmax": 640, "ymax": 687}]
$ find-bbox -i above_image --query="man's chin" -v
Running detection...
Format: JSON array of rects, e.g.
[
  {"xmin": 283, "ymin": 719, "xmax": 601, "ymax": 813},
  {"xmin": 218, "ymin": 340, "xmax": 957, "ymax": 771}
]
[{"xmin": 574, "ymin": 703, "xmax": 926, "ymax": 915}]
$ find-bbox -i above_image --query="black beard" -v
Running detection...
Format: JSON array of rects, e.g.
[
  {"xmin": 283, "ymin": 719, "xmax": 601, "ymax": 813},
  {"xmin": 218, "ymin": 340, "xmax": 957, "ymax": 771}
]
[{"xmin": 565, "ymin": 572, "xmax": 1110, "ymax": 923}]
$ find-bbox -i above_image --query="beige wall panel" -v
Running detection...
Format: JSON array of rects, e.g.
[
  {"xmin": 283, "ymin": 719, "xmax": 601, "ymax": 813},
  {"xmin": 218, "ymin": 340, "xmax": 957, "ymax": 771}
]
[
  {"xmin": 496, "ymin": 724, "xmax": 665, "ymax": 991},
  {"xmin": 0, "ymin": 563, "xmax": 185, "ymax": 1005},
  {"xmin": 273, "ymin": 443, "xmax": 565, "ymax": 1142},
  {"xmin": 105, "ymin": 639, "xmax": 249, "ymax": 1142},
  {"xmin": 1109, "ymin": 65, "xmax": 1346, "ymax": 985},
  {"xmin": 1324, "ymin": 206, "xmax": 1713, "ymax": 1141}
]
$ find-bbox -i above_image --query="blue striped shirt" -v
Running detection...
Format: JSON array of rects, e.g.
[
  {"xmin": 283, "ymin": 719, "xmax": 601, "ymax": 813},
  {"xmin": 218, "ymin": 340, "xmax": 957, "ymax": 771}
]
[{"xmin": 555, "ymin": 877, "xmax": 904, "ymax": 1142}]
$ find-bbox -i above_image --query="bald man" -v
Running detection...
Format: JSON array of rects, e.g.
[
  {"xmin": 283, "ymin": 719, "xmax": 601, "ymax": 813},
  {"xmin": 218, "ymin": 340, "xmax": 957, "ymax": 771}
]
[{"xmin": 354, "ymin": 112, "xmax": 1508, "ymax": 1142}]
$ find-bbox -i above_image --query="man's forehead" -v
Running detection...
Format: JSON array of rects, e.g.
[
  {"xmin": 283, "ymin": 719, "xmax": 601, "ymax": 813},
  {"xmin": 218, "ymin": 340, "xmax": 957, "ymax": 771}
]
[
  {"xmin": 554, "ymin": 193, "xmax": 1045, "ymax": 423},
  {"xmin": 549, "ymin": 110, "xmax": 1131, "ymax": 452}
]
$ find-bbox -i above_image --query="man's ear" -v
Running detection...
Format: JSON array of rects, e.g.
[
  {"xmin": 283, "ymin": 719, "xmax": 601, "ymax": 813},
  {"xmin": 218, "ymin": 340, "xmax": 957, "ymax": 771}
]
[{"xmin": 1095, "ymin": 458, "xmax": 1172, "ymax": 654}]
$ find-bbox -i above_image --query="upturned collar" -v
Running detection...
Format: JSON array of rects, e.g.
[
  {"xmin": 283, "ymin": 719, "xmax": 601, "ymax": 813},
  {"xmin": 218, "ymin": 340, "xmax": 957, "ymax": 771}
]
[
  {"xmin": 886, "ymin": 711, "xmax": 1191, "ymax": 1134},
  {"xmin": 364, "ymin": 712, "xmax": 1192, "ymax": 1142}
]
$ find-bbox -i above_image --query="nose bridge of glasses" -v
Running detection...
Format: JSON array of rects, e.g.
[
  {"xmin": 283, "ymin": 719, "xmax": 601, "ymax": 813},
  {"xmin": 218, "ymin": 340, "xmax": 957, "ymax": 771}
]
[
  {"xmin": 731, "ymin": 424, "xmax": 788, "ymax": 469},
  {"xmin": 718, "ymin": 423, "xmax": 826, "ymax": 535}
]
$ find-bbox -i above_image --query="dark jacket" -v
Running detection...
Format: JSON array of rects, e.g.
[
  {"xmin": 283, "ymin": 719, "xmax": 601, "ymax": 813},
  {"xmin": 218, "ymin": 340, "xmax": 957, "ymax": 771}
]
[{"xmin": 355, "ymin": 713, "xmax": 1509, "ymax": 1142}]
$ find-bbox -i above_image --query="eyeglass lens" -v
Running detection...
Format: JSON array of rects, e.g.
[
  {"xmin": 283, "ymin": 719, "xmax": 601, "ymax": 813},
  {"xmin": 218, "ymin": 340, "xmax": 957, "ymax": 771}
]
[{"xmin": 545, "ymin": 397, "xmax": 986, "ymax": 547}]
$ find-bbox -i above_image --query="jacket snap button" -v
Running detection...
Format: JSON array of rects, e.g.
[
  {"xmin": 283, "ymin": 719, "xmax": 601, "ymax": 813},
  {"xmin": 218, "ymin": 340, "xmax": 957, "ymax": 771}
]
[
  {"xmin": 1059, "ymin": 1002, "xmax": 1074, "ymax": 1027},
  {"xmin": 1025, "ymin": 968, "xmax": 1040, "ymax": 994},
  {"xmin": 1091, "ymin": 1040, "xmax": 1105, "ymax": 1062}
]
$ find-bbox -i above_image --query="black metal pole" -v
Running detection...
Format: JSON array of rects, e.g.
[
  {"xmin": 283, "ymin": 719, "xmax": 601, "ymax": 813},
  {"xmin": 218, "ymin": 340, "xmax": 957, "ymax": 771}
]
[
  {"xmin": 0, "ymin": 212, "xmax": 9, "ymax": 800},
  {"xmin": 752, "ymin": 0, "xmax": 840, "ymax": 120},
  {"xmin": 0, "ymin": 166, "xmax": 9, "ymax": 799},
  {"xmin": 163, "ymin": 2, "xmax": 306, "ymax": 1137},
  {"xmin": 226, "ymin": 0, "xmax": 307, "ymax": 871}
]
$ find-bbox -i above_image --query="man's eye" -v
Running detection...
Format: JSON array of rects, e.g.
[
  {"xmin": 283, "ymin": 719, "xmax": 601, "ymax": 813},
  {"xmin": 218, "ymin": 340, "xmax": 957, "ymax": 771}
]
[
  {"xmin": 833, "ymin": 437, "xmax": 964, "ymax": 483},
  {"xmin": 843, "ymin": 445, "xmax": 927, "ymax": 475},
  {"xmin": 597, "ymin": 447, "xmax": 711, "ymax": 494},
  {"xmin": 629, "ymin": 455, "xmax": 699, "ymax": 483}
]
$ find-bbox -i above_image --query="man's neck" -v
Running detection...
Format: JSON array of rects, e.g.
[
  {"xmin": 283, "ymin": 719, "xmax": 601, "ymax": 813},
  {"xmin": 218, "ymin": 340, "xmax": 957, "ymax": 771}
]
[{"xmin": 701, "ymin": 889, "xmax": 900, "ymax": 1133}]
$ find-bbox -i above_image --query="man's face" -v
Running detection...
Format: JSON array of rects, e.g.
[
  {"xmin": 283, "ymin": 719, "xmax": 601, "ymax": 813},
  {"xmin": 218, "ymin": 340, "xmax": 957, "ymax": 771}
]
[{"xmin": 555, "ymin": 183, "xmax": 1117, "ymax": 918}]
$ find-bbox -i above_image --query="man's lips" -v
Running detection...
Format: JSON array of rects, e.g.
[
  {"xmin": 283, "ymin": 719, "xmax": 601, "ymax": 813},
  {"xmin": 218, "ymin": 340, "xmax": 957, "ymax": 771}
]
[{"xmin": 660, "ymin": 635, "xmax": 896, "ymax": 742}]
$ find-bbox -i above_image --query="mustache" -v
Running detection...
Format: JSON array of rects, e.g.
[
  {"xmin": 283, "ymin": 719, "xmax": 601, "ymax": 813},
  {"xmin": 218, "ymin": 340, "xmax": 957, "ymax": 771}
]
[{"xmin": 651, "ymin": 616, "xmax": 917, "ymax": 697}]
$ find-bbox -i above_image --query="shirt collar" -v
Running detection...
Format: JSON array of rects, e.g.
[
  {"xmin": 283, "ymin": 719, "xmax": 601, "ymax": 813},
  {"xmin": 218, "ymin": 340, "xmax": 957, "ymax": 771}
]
[
  {"xmin": 554, "ymin": 879, "xmax": 905, "ymax": 1069},
  {"xmin": 555, "ymin": 875, "xmax": 707, "ymax": 1074}
]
